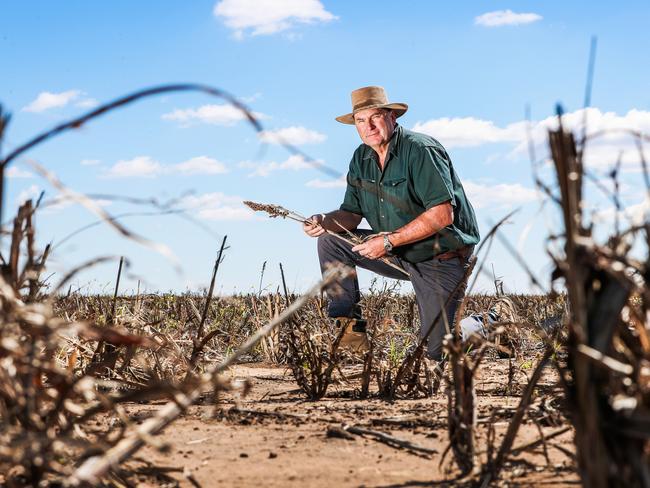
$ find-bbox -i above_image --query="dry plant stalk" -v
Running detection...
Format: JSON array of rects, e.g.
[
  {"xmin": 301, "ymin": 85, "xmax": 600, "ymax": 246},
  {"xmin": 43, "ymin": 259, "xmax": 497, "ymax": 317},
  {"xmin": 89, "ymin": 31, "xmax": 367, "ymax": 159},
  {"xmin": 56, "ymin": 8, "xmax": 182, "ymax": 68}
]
[
  {"xmin": 541, "ymin": 112, "xmax": 650, "ymax": 486},
  {"xmin": 0, "ymin": 201, "xmax": 167, "ymax": 486},
  {"xmin": 261, "ymin": 292, "xmax": 285, "ymax": 362},
  {"xmin": 445, "ymin": 337, "xmax": 478, "ymax": 475},
  {"xmin": 186, "ymin": 235, "xmax": 228, "ymax": 377},
  {"xmin": 358, "ymin": 283, "xmax": 429, "ymax": 399},
  {"xmin": 86, "ymin": 256, "xmax": 125, "ymax": 376},
  {"xmin": 480, "ymin": 347, "xmax": 553, "ymax": 485},
  {"xmin": 443, "ymin": 315, "xmax": 516, "ymax": 476},
  {"xmin": 243, "ymin": 201, "xmax": 291, "ymax": 219},
  {"xmin": 1, "ymin": 199, "xmax": 50, "ymax": 301},
  {"xmin": 284, "ymin": 313, "xmax": 347, "ymax": 400}
]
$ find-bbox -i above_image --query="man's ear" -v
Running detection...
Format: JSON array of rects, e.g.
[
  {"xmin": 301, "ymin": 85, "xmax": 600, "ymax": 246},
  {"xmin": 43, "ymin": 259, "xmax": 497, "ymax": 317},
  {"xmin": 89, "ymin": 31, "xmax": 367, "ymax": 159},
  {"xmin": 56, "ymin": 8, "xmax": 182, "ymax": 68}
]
[{"xmin": 389, "ymin": 110, "xmax": 397, "ymax": 123}]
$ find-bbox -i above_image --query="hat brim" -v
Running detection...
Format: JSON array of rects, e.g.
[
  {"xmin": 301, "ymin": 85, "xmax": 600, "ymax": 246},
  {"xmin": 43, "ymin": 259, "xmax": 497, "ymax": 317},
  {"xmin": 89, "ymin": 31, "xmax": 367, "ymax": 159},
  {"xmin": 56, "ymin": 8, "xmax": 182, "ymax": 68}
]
[{"xmin": 335, "ymin": 103, "xmax": 408, "ymax": 125}]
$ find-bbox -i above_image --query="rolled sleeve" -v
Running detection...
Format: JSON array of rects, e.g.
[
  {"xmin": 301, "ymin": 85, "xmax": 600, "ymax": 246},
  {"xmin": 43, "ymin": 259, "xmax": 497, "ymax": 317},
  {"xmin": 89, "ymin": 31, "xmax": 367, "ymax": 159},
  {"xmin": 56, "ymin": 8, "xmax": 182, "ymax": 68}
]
[{"xmin": 412, "ymin": 146, "xmax": 455, "ymax": 209}]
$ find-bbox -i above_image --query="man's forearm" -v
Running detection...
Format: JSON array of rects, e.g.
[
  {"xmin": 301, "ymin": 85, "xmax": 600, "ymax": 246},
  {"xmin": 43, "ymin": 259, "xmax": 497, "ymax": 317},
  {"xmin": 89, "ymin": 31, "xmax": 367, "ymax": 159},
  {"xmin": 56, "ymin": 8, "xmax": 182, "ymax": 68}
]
[
  {"xmin": 322, "ymin": 210, "xmax": 362, "ymax": 232},
  {"xmin": 389, "ymin": 201, "xmax": 453, "ymax": 248}
]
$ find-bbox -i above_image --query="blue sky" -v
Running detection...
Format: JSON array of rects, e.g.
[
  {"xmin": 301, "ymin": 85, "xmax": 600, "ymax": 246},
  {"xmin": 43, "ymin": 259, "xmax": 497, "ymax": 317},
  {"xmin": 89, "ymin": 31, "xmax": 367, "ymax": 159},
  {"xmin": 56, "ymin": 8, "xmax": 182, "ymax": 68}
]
[{"xmin": 2, "ymin": 1, "xmax": 650, "ymax": 295}]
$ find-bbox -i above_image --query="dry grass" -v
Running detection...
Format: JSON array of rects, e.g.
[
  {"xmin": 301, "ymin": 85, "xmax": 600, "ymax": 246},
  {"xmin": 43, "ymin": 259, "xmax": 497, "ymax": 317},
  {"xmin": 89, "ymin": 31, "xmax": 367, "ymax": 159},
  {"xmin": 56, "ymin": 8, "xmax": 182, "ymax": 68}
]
[
  {"xmin": 0, "ymin": 204, "xmax": 567, "ymax": 486},
  {"xmin": 51, "ymin": 289, "xmax": 563, "ymax": 366},
  {"xmin": 1, "ymin": 81, "xmax": 648, "ymax": 486}
]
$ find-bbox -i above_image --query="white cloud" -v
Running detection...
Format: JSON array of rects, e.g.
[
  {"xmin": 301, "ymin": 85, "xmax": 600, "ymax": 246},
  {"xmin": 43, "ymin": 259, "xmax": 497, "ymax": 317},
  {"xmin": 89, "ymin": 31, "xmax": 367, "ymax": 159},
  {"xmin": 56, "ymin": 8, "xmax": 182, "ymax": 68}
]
[
  {"xmin": 162, "ymin": 103, "xmax": 267, "ymax": 126},
  {"xmin": 260, "ymin": 126, "xmax": 327, "ymax": 145},
  {"xmin": 6, "ymin": 166, "xmax": 34, "ymax": 179},
  {"xmin": 173, "ymin": 156, "xmax": 228, "ymax": 175},
  {"xmin": 240, "ymin": 154, "xmax": 312, "ymax": 177},
  {"xmin": 414, "ymin": 108, "xmax": 650, "ymax": 173},
  {"xmin": 104, "ymin": 155, "xmax": 230, "ymax": 178},
  {"xmin": 475, "ymin": 9, "xmax": 542, "ymax": 27},
  {"xmin": 76, "ymin": 98, "xmax": 99, "ymax": 109},
  {"xmin": 306, "ymin": 175, "xmax": 346, "ymax": 188},
  {"xmin": 579, "ymin": 145, "xmax": 645, "ymax": 171},
  {"xmin": 180, "ymin": 192, "xmax": 254, "ymax": 221},
  {"xmin": 105, "ymin": 156, "xmax": 164, "ymax": 178},
  {"xmin": 412, "ymin": 117, "xmax": 525, "ymax": 148},
  {"xmin": 592, "ymin": 197, "xmax": 650, "ymax": 227},
  {"xmin": 80, "ymin": 159, "xmax": 101, "ymax": 166},
  {"xmin": 511, "ymin": 108, "xmax": 650, "ymax": 172},
  {"xmin": 22, "ymin": 90, "xmax": 81, "ymax": 113},
  {"xmin": 464, "ymin": 180, "xmax": 538, "ymax": 209},
  {"xmin": 213, "ymin": 0, "xmax": 336, "ymax": 37}
]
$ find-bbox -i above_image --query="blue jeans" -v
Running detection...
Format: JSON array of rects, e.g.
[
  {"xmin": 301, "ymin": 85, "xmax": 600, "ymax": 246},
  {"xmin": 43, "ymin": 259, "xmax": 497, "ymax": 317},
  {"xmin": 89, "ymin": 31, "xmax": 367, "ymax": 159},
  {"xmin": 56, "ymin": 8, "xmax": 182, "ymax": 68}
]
[{"xmin": 317, "ymin": 231, "xmax": 472, "ymax": 360}]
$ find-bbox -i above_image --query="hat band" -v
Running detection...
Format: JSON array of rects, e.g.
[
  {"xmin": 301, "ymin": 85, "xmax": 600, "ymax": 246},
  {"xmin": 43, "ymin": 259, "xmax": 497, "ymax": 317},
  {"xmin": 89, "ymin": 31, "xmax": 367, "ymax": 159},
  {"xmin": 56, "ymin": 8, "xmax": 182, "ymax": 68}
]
[{"xmin": 352, "ymin": 98, "xmax": 387, "ymax": 112}]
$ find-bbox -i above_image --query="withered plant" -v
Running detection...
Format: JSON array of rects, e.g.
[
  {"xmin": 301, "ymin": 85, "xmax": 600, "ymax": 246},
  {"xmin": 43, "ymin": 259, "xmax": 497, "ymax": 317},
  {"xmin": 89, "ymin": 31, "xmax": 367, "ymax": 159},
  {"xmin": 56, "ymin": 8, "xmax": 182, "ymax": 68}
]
[
  {"xmin": 540, "ymin": 111, "xmax": 650, "ymax": 487},
  {"xmin": 0, "ymin": 200, "xmax": 167, "ymax": 485},
  {"xmin": 284, "ymin": 313, "xmax": 346, "ymax": 400},
  {"xmin": 249, "ymin": 290, "xmax": 288, "ymax": 364},
  {"xmin": 358, "ymin": 280, "xmax": 435, "ymax": 399}
]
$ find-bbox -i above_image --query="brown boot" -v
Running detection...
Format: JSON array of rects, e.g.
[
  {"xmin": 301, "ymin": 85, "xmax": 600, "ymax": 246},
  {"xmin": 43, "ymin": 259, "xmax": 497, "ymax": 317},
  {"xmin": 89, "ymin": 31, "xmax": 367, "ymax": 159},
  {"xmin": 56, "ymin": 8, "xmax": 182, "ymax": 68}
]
[{"xmin": 334, "ymin": 317, "xmax": 369, "ymax": 353}]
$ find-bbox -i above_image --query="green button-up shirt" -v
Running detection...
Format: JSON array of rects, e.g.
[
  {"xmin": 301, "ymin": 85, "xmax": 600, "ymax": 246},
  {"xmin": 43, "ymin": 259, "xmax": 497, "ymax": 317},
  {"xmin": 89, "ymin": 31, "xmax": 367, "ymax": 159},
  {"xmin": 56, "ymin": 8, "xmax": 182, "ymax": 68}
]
[{"xmin": 340, "ymin": 125, "xmax": 480, "ymax": 263}]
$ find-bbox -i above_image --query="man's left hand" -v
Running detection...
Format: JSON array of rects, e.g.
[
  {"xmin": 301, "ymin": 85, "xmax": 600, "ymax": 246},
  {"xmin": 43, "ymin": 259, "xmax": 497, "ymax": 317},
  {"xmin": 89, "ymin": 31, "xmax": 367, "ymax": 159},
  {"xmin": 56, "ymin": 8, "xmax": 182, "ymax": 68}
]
[{"xmin": 352, "ymin": 236, "xmax": 387, "ymax": 260}]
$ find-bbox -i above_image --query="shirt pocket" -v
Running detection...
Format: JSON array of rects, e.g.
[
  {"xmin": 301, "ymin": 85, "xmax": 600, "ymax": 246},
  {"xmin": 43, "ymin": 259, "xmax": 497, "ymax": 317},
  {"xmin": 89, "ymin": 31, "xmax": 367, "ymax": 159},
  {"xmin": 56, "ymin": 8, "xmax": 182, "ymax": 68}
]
[
  {"xmin": 380, "ymin": 177, "xmax": 411, "ymax": 216},
  {"xmin": 356, "ymin": 177, "xmax": 378, "ymax": 213}
]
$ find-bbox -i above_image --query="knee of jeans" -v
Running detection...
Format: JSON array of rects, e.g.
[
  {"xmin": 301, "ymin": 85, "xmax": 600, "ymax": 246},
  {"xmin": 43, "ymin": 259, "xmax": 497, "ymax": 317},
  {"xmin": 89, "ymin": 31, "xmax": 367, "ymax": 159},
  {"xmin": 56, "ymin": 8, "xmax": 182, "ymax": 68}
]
[{"xmin": 317, "ymin": 233, "xmax": 336, "ymax": 255}]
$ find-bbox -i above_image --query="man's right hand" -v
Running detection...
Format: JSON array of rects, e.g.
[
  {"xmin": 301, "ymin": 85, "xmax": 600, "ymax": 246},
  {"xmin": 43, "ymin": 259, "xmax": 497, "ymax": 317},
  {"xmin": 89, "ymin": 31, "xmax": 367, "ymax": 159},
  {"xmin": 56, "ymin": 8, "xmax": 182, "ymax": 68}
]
[{"xmin": 303, "ymin": 214, "xmax": 326, "ymax": 237}]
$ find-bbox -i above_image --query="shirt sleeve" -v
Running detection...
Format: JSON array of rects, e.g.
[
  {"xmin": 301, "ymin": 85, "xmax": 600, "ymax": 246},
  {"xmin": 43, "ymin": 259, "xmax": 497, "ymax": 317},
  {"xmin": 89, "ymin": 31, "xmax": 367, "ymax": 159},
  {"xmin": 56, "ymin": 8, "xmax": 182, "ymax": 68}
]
[
  {"xmin": 340, "ymin": 173, "xmax": 363, "ymax": 215},
  {"xmin": 411, "ymin": 145, "xmax": 456, "ymax": 209},
  {"xmin": 339, "ymin": 159, "xmax": 363, "ymax": 215}
]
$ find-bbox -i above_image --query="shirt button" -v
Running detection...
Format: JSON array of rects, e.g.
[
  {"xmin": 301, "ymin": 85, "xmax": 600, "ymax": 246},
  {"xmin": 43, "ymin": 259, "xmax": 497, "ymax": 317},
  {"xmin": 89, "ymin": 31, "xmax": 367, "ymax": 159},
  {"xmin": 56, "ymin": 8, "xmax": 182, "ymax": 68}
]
[{"xmin": 380, "ymin": 198, "xmax": 384, "ymax": 202}]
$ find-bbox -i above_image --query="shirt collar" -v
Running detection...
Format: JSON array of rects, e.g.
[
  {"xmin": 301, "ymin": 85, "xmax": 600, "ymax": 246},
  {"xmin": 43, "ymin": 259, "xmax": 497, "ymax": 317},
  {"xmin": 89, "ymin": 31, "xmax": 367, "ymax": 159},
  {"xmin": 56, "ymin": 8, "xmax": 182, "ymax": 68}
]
[{"xmin": 389, "ymin": 124, "xmax": 402, "ymax": 157}]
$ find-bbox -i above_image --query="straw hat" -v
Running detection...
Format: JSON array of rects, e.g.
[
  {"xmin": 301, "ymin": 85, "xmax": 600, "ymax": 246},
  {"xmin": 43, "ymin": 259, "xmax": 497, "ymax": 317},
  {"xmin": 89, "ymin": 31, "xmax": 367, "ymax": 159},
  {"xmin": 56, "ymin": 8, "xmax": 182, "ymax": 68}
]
[{"xmin": 335, "ymin": 86, "xmax": 408, "ymax": 125}]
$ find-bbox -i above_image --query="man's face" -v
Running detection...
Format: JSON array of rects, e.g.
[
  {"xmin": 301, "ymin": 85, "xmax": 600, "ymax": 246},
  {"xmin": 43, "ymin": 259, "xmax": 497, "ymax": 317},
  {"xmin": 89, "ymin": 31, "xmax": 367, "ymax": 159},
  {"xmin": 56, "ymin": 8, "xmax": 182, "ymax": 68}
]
[{"xmin": 353, "ymin": 108, "xmax": 397, "ymax": 149}]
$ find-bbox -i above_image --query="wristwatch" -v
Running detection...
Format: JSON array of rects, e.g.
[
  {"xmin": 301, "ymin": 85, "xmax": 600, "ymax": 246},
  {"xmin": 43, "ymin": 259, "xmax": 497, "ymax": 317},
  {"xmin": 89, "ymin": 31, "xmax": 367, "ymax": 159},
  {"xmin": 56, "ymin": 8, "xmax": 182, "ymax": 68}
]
[{"xmin": 383, "ymin": 234, "xmax": 394, "ymax": 252}]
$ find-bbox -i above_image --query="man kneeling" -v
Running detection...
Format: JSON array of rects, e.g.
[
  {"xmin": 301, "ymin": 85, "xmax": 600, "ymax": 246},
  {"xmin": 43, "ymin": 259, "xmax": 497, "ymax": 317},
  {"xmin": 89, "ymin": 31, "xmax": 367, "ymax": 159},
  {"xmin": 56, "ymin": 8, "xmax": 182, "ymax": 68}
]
[{"xmin": 303, "ymin": 86, "xmax": 480, "ymax": 360}]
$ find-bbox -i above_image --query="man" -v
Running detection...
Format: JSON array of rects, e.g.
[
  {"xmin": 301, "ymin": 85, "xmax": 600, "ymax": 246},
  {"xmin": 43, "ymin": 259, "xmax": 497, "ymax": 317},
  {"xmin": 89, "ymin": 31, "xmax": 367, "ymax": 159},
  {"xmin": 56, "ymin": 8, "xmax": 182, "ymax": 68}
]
[{"xmin": 303, "ymin": 86, "xmax": 480, "ymax": 360}]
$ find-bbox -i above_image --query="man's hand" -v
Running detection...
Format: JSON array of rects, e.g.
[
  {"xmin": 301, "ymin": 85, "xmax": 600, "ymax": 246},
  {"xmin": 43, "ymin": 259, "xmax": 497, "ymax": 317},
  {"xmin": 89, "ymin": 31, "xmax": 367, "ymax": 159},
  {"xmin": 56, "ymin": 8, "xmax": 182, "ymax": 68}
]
[
  {"xmin": 352, "ymin": 236, "xmax": 387, "ymax": 260},
  {"xmin": 303, "ymin": 214, "xmax": 326, "ymax": 237}
]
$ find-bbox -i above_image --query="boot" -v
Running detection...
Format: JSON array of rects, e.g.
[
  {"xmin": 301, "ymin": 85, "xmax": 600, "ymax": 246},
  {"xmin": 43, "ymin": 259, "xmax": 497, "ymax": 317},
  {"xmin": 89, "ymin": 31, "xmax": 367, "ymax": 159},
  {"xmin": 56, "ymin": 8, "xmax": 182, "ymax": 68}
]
[{"xmin": 334, "ymin": 317, "xmax": 369, "ymax": 353}]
